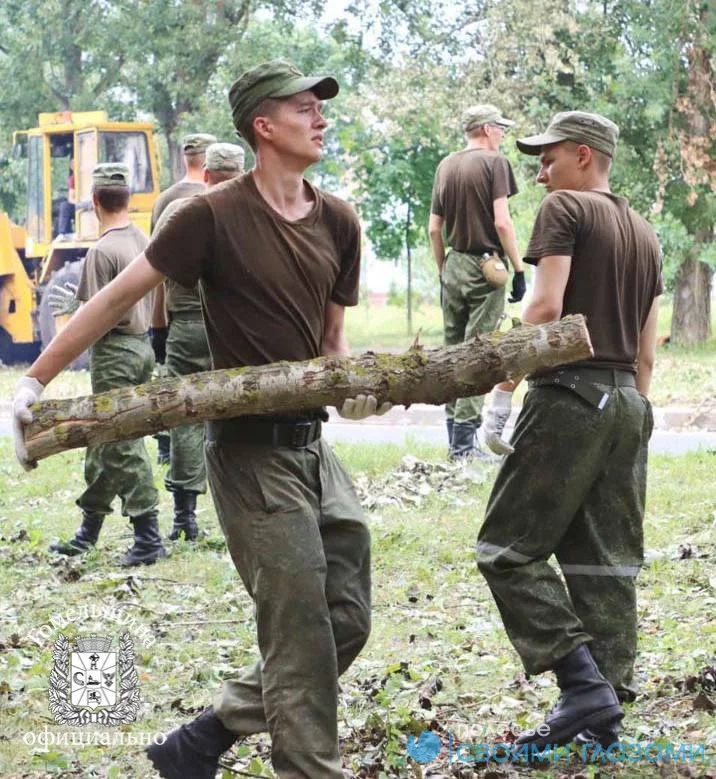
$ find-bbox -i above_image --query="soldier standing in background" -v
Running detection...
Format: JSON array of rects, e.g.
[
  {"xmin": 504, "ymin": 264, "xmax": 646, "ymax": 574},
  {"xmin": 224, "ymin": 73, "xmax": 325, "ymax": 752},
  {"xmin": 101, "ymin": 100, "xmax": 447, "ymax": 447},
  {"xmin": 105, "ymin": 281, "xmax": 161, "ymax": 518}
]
[
  {"xmin": 47, "ymin": 164, "xmax": 167, "ymax": 566},
  {"xmin": 153, "ymin": 143, "xmax": 245, "ymax": 541},
  {"xmin": 429, "ymin": 104, "xmax": 525, "ymax": 459},
  {"xmin": 149, "ymin": 133, "xmax": 216, "ymax": 464}
]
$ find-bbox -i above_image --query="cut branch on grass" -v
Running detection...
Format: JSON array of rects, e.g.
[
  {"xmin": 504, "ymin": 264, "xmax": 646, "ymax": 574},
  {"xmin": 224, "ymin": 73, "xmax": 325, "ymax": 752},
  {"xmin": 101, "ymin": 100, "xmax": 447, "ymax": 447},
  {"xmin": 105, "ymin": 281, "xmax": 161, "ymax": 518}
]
[{"xmin": 24, "ymin": 315, "xmax": 592, "ymax": 462}]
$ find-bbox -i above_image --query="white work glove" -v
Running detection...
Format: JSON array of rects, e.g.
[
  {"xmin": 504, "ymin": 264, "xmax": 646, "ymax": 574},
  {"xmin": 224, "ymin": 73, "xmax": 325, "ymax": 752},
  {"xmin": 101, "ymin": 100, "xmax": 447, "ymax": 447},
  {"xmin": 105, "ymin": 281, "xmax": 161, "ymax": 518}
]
[
  {"xmin": 483, "ymin": 388, "xmax": 515, "ymax": 455},
  {"xmin": 13, "ymin": 376, "xmax": 44, "ymax": 471},
  {"xmin": 48, "ymin": 282, "xmax": 79, "ymax": 316},
  {"xmin": 336, "ymin": 394, "xmax": 392, "ymax": 420}
]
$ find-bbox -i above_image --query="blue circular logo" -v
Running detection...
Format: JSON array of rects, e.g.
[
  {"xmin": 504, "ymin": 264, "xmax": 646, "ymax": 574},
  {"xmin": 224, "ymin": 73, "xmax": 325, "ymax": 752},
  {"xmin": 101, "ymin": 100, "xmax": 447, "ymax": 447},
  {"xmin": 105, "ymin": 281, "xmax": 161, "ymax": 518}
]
[{"xmin": 406, "ymin": 730, "xmax": 441, "ymax": 763}]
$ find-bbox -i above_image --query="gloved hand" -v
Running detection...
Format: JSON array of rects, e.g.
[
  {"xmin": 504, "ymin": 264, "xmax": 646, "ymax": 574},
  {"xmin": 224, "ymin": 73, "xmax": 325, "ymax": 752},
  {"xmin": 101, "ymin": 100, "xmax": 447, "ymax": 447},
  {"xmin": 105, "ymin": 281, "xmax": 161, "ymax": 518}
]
[
  {"xmin": 337, "ymin": 394, "xmax": 392, "ymax": 420},
  {"xmin": 149, "ymin": 326, "xmax": 169, "ymax": 364},
  {"xmin": 13, "ymin": 376, "xmax": 44, "ymax": 471},
  {"xmin": 483, "ymin": 388, "xmax": 514, "ymax": 455},
  {"xmin": 508, "ymin": 271, "xmax": 526, "ymax": 303},
  {"xmin": 48, "ymin": 282, "xmax": 80, "ymax": 316}
]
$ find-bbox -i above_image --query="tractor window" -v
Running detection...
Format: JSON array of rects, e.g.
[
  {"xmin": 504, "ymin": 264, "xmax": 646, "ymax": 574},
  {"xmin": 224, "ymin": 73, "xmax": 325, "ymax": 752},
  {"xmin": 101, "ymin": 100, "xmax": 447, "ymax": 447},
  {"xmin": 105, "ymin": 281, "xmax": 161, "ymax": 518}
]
[
  {"xmin": 98, "ymin": 132, "xmax": 153, "ymax": 193},
  {"xmin": 27, "ymin": 136, "xmax": 45, "ymax": 241}
]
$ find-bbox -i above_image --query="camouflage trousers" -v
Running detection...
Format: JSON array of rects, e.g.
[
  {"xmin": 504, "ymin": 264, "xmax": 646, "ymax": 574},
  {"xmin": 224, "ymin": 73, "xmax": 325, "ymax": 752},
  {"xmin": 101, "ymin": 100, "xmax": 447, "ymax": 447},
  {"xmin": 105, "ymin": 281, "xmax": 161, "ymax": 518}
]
[
  {"xmin": 477, "ymin": 382, "xmax": 653, "ymax": 700},
  {"xmin": 164, "ymin": 317, "xmax": 211, "ymax": 494},
  {"xmin": 206, "ymin": 431, "xmax": 371, "ymax": 778},
  {"xmin": 442, "ymin": 249, "xmax": 505, "ymax": 425},
  {"xmin": 76, "ymin": 333, "xmax": 158, "ymax": 517}
]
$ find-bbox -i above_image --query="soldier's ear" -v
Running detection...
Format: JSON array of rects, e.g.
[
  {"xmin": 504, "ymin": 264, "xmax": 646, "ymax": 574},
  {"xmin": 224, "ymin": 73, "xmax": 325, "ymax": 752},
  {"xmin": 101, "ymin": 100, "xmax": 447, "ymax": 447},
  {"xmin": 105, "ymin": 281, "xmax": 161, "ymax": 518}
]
[{"xmin": 576, "ymin": 144, "xmax": 592, "ymax": 169}]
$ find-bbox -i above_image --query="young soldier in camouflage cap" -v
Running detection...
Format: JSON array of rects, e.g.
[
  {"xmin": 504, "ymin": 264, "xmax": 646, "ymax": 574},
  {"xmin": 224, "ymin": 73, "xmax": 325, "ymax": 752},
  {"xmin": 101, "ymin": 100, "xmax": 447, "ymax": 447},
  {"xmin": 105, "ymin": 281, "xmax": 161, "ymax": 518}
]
[
  {"xmin": 429, "ymin": 103, "xmax": 525, "ymax": 460},
  {"xmin": 478, "ymin": 110, "xmax": 662, "ymax": 749},
  {"xmin": 149, "ymin": 132, "xmax": 217, "ymax": 464},
  {"xmin": 45, "ymin": 163, "xmax": 167, "ymax": 566},
  {"xmin": 153, "ymin": 142, "xmax": 245, "ymax": 544},
  {"xmin": 13, "ymin": 59, "xmax": 389, "ymax": 778}
]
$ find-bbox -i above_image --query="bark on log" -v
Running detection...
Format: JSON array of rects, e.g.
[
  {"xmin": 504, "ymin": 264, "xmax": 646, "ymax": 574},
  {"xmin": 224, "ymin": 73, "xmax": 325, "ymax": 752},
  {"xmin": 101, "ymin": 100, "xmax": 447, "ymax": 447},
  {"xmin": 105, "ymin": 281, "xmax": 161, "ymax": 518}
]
[{"xmin": 24, "ymin": 314, "xmax": 592, "ymax": 462}]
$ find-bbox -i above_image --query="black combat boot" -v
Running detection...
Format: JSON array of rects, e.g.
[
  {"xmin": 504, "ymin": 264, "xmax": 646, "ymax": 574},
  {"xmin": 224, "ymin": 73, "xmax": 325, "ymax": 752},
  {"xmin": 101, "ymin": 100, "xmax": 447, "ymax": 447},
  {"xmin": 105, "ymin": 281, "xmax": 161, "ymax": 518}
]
[
  {"xmin": 146, "ymin": 706, "xmax": 237, "ymax": 779},
  {"xmin": 448, "ymin": 421, "xmax": 476, "ymax": 459},
  {"xmin": 574, "ymin": 723, "xmax": 621, "ymax": 748},
  {"xmin": 168, "ymin": 490, "xmax": 199, "ymax": 541},
  {"xmin": 515, "ymin": 644, "xmax": 623, "ymax": 750},
  {"xmin": 120, "ymin": 511, "xmax": 167, "ymax": 566},
  {"xmin": 49, "ymin": 512, "xmax": 104, "ymax": 556},
  {"xmin": 446, "ymin": 418, "xmax": 454, "ymax": 452},
  {"xmin": 155, "ymin": 432, "xmax": 171, "ymax": 466}
]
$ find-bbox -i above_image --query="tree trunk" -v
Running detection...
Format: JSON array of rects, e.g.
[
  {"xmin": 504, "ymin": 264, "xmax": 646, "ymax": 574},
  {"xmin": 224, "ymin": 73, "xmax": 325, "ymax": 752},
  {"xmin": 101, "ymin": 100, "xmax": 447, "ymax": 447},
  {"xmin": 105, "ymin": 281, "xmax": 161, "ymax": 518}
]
[
  {"xmin": 405, "ymin": 192, "xmax": 413, "ymax": 335},
  {"xmin": 670, "ymin": 255, "xmax": 713, "ymax": 346},
  {"xmin": 24, "ymin": 315, "xmax": 592, "ymax": 463}
]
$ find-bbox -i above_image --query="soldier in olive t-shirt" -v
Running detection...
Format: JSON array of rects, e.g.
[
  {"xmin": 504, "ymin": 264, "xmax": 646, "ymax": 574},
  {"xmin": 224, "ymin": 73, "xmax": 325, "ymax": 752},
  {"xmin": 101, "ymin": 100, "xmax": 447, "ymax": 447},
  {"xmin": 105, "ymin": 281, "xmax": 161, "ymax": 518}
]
[{"xmin": 49, "ymin": 164, "xmax": 166, "ymax": 568}]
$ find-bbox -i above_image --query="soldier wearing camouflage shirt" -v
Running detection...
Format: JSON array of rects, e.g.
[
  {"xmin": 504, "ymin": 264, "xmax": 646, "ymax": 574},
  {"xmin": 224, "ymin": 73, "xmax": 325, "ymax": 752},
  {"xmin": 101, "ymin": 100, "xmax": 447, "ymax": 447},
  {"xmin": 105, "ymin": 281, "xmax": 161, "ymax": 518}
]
[
  {"xmin": 429, "ymin": 104, "xmax": 526, "ymax": 459},
  {"xmin": 153, "ymin": 143, "xmax": 245, "ymax": 541},
  {"xmin": 48, "ymin": 164, "xmax": 167, "ymax": 566},
  {"xmin": 479, "ymin": 112, "xmax": 663, "ymax": 750},
  {"xmin": 150, "ymin": 132, "xmax": 216, "ymax": 464}
]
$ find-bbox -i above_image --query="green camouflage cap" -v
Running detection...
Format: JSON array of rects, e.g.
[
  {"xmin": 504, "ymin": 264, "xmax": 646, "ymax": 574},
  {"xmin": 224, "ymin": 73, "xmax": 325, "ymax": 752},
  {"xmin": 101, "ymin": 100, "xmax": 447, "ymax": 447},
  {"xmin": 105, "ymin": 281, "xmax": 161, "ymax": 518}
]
[
  {"xmin": 204, "ymin": 142, "xmax": 245, "ymax": 172},
  {"xmin": 517, "ymin": 111, "xmax": 619, "ymax": 157},
  {"xmin": 182, "ymin": 133, "xmax": 217, "ymax": 155},
  {"xmin": 92, "ymin": 162, "xmax": 130, "ymax": 188},
  {"xmin": 229, "ymin": 58, "xmax": 339, "ymax": 134},
  {"xmin": 462, "ymin": 104, "xmax": 514, "ymax": 133}
]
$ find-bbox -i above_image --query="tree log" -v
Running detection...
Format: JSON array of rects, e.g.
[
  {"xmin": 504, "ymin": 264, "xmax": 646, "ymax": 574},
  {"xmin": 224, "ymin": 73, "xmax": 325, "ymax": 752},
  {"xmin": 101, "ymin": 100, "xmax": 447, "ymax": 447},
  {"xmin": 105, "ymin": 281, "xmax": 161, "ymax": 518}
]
[{"xmin": 24, "ymin": 315, "xmax": 592, "ymax": 462}]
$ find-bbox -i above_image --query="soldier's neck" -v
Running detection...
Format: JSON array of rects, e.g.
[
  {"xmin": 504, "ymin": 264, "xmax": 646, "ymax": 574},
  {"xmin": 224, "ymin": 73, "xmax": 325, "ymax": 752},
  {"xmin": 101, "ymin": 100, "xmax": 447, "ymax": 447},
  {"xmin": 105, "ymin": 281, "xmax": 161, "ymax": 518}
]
[
  {"xmin": 99, "ymin": 211, "xmax": 131, "ymax": 233},
  {"xmin": 183, "ymin": 168, "xmax": 205, "ymax": 184},
  {"xmin": 465, "ymin": 138, "xmax": 491, "ymax": 151}
]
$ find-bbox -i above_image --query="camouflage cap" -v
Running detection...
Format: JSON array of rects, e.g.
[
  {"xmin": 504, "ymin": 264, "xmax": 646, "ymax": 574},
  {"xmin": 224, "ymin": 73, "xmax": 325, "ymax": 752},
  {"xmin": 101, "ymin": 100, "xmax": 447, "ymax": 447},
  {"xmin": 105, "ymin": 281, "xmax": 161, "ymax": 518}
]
[
  {"xmin": 516, "ymin": 111, "xmax": 619, "ymax": 157},
  {"xmin": 182, "ymin": 133, "xmax": 217, "ymax": 155},
  {"xmin": 229, "ymin": 58, "xmax": 339, "ymax": 134},
  {"xmin": 462, "ymin": 104, "xmax": 514, "ymax": 133},
  {"xmin": 204, "ymin": 142, "xmax": 245, "ymax": 172},
  {"xmin": 92, "ymin": 163, "xmax": 130, "ymax": 188}
]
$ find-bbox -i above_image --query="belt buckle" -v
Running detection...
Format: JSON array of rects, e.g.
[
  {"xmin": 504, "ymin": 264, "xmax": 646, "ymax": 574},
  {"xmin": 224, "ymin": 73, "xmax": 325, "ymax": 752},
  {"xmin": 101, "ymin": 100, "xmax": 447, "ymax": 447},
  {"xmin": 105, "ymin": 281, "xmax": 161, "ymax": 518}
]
[{"xmin": 290, "ymin": 421, "xmax": 313, "ymax": 449}]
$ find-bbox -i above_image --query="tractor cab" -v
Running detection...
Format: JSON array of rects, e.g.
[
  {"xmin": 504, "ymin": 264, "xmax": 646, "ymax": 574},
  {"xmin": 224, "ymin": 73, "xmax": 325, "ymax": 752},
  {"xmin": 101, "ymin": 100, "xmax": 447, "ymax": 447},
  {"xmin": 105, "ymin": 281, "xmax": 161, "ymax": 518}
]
[{"xmin": 0, "ymin": 111, "xmax": 160, "ymax": 365}]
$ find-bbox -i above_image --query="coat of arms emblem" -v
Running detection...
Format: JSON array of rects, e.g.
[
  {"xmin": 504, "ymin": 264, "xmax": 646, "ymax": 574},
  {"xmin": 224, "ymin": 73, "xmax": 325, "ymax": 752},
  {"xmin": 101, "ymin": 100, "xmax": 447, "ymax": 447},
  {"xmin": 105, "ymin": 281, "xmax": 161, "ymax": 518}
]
[{"xmin": 48, "ymin": 633, "xmax": 140, "ymax": 725}]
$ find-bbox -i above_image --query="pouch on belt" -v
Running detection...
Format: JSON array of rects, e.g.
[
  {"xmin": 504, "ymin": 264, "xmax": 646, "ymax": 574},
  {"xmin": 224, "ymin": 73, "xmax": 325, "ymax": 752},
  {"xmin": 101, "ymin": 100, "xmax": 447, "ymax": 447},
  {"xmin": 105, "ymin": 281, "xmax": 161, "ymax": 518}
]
[{"xmin": 479, "ymin": 252, "xmax": 509, "ymax": 289}]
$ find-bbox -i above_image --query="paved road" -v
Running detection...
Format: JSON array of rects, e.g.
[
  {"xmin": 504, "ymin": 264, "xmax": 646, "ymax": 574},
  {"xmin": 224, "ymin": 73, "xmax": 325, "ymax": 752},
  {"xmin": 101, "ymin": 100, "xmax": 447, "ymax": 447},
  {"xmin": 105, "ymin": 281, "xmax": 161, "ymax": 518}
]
[{"xmin": 2, "ymin": 404, "xmax": 715, "ymax": 456}]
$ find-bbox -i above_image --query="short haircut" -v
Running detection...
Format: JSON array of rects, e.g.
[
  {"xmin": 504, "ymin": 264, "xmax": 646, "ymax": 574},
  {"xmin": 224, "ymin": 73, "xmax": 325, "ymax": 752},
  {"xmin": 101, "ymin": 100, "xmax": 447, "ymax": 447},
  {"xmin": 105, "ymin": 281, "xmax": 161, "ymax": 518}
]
[
  {"xmin": 93, "ymin": 186, "xmax": 130, "ymax": 213},
  {"xmin": 240, "ymin": 97, "xmax": 283, "ymax": 151},
  {"xmin": 184, "ymin": 153, "xmax": 205, "ymax": 170},
  {"xmin": 564, "ymin": 140, "xmax": 613, "ymax": 172},
  {"xmin": 465, "ymin": 124, "xmax": 488, "ymax": 140}
]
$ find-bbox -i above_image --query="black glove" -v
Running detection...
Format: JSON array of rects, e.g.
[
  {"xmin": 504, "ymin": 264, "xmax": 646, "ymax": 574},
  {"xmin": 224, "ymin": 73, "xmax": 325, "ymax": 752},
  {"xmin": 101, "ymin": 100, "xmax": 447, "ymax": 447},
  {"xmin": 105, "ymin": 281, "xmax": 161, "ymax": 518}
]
[
  {"xmin": 149, "ymin": 326, "xmax": 169, "ymax": 364},
  {"xmin": 509, "ymin": 271, "xmax": 526, "ymax": 303}
]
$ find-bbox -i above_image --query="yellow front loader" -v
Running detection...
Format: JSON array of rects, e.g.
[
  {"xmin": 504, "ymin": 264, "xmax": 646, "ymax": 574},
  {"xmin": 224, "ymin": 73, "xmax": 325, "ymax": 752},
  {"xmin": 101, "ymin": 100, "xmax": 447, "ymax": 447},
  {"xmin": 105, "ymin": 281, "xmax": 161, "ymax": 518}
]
[{"xmin": 0, "ymin": 110, "xmax": 160, "ymax": 366}]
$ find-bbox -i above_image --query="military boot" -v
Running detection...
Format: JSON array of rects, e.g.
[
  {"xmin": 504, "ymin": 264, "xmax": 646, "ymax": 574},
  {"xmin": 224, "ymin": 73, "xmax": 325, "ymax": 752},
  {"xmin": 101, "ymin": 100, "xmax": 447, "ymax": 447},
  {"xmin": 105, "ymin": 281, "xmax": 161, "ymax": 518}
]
[
  {"xmin": 446, "ymin": 418, "xmax": 454, "ymax": 452},
  {"xmin": 168, "ymin": 490, "xmax": 199, "ymax": 541},
  {"xmin": 146, "ymin": 706, "xmax": 236, "ymax": 779},
  {"xmin": 121, "ymin": 511, "xmax": 167, "ymax": 566},
  {"xmin": 49, "ymin": 512, "xmax": 104, "ymax": 556},
  {"xmin": 574, "ymin": 723, "xmax": 621, "ymax": 748},
  {"xmin": 155, "ymin": 432, "xmax": 171, "ymax": 466},
  {"xmin": 516, "ymin": 643, "xmax": 623, "ymax": 750},
  {"xmin": 448, "ymin": 421, "xmax": 476, "ymax": 459}
]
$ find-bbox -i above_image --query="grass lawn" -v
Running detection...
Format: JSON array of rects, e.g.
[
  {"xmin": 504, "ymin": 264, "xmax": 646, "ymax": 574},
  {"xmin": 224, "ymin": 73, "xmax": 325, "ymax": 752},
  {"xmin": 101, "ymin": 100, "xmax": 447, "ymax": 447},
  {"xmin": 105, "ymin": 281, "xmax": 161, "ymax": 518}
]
[{"xmin": 0, "ymin": 439, "xmax": 714, "ymax": 778}]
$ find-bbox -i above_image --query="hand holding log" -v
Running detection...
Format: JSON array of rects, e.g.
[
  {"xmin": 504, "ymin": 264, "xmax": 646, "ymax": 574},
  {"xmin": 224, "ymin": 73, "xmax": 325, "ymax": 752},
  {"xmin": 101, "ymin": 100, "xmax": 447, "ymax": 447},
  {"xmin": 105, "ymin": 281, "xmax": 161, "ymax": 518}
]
[{"xmin": 23, "ymin": 315, "xmax": 592, "ymax": 463}]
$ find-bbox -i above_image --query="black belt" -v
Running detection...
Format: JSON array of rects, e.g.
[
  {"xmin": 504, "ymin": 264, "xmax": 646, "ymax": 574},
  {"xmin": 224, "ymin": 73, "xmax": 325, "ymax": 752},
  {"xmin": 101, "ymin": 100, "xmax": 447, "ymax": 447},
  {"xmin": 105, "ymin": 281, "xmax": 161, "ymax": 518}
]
[
  {"xmin": 105, "ymin": 329, "xmax": 149, "ymax": 338},
  {"xmin": 528, "ymin": 366, "xmax": 636, "ymax": 410},
  {"xmin": 169, "ymin": 310, "xmax": 204, "ymax": 322},
  {"xmin": 206, "ymin": 418, "xmax": 322, "ymax": 448}
]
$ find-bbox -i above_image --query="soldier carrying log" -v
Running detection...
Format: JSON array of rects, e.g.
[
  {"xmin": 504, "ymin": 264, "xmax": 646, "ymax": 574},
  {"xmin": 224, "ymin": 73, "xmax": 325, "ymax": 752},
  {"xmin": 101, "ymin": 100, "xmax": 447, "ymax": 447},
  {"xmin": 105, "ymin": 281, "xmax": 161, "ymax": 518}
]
[{"xmin": 13, "ymin": 59, "xmax": 391, "ymax": 779}]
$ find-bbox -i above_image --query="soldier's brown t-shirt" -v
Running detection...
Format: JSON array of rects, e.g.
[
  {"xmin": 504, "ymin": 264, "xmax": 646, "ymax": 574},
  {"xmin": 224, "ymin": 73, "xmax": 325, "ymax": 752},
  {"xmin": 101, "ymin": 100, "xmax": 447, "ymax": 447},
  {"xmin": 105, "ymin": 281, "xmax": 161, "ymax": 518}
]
[
  {"xmin": 525, "ymin": 190, "xmax": 663, "ymax": 371},
  {"xmin": 144, "ymin": 173, "xmax": 361, "ymax": 370},
  {"xmin": 431, "ymin": 148, "xmax": 518, "ymax": 255},
  {"xmin": 76, "ymin": 224, "xmax": 152, "ymax": 335},
  {"xmin": 151, "ymin": 180, "xmax": 205, "ymax": 231},
  {"xmin": 154, "ymin": 198, "xmax": 202, "ymax": 315}
]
